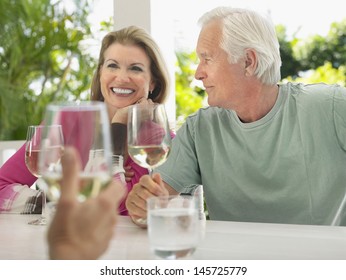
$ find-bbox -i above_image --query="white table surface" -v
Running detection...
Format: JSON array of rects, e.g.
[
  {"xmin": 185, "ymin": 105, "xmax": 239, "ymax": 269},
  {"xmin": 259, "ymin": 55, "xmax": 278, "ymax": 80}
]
[{"xmin": 1, "ymin": 214, "xmax": 346, "ymax": 260}]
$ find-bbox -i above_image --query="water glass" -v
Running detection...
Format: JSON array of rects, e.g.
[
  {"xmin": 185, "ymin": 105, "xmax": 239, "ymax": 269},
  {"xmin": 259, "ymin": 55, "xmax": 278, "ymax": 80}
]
[{"xmin": 147, "ymin": 195, "xmax": 202, "ymax": 259}]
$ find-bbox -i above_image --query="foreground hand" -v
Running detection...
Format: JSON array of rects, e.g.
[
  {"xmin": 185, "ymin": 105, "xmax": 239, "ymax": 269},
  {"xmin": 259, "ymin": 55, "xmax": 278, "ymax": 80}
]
[
  {"xmin": 47, "ymin": 147, "xmax": 125, "ymax": 259},
  {"xmin": 125, "ymin": 173, "xmax": 168, "ymax": 227}
]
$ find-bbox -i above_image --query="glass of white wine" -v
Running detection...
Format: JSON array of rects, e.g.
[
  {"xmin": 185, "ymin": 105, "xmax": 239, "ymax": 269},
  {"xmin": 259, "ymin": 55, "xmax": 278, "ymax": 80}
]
[
  {"xmin": 38, "ymin": 101, "xmax": 113, "ymax": 207},
  {"xmin": 127, "ymin": 103, "xmax": 171, "ymax": 172},
  {"xmin": 127, "ymin": 103, "xmax": 172, "ymax": 225},
  {"xmin": 25, "ymin": 124, "xmax": 63, "ymax": 225}
]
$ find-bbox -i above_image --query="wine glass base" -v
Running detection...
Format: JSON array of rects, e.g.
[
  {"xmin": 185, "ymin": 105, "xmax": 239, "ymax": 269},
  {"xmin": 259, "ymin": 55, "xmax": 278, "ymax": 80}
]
[
  {"xmin": 135, "ymin": 218, "xmax": 147, "ymax": 226},
  {"xmin": 28, "ymin": 217, "xmax": 47, "ymax": 226}
]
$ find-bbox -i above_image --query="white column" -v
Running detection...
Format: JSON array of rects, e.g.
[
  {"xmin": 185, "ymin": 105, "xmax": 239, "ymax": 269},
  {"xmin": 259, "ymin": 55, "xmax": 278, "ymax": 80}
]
[
  {"xmin": 113, "ymin": 0, "xmax": 151, "ymax": 31},
  {"xmin": 113, "ymin": 0, "xmax": 176, "ymax": 128}
]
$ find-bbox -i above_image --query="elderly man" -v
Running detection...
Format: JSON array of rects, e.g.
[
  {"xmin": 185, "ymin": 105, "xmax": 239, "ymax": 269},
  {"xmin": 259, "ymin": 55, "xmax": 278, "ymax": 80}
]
[{"xmin": 126, "ymin": 7, "xmax": 346, "ymax": 226}]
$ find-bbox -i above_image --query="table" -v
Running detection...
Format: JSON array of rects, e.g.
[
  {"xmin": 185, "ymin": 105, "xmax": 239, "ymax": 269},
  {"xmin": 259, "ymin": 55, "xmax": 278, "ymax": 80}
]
[{"xmin": 1, "ymin": 214, "xmax": 346, "ymax": 259}]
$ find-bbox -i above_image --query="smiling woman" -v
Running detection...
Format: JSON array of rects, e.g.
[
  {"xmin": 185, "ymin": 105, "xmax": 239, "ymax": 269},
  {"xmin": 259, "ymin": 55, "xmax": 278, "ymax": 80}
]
[
  {"xmin": 100, "ymin": 43, "xmax": 154, "ymax": 110},
  {"xmin": 90, "ymin": 26, "xmax": 170, "ymax": 107},
  {"xmin": 0, "ymin": 25, "xmax": 173, "ymax": 217},
  {"xmin": 88, "ymin": 25, "xmax": 172, "ymax": 214}
]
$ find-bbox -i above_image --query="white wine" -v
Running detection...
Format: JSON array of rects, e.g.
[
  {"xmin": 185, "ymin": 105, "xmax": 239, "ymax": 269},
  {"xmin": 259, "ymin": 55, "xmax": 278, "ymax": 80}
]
[
  {"xmin": 25, "ymin": 150, "xmax": 40, "ymax": 177},
  {"xmin": 128, "ymin": 145, "xmax": 170, "ymax": 169},
  {"xmin": 42, "ymin": 171, "xmax": 111, "ymax": 202},
  {"xmin": 26, "ymin": 146, "xmax": 63, "ymax": 177},
  {"xmin": 78, "ymin": 172, "xmax": 111, "ymax": 201},
  {"xmin": 42, "ymin": 173, "xmax": 62, "ymax": 202}
]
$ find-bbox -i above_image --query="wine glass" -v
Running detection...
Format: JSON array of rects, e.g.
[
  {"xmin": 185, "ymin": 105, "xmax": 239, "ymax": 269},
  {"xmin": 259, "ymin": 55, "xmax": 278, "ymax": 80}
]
[
  {"xmin": 127, "ymin": 103, "xmax": 172, "ymax": 225},
  {"xmin": 127, "ymin": 104, "xmax": 171, "ymax": 172},
  {"xmin": 25, "ymin": 125, "xmax": 63, "ymax": 225},
  {"xmin": 38, "ymin": 101, "xmax": 113, "ymax": 206}
]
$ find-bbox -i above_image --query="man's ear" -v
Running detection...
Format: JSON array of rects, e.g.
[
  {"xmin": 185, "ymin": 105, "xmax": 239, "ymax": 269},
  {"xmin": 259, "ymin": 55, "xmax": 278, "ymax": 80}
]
[{"xmin": 244, "ymin": 49, "xmax": 257, "ymax": 76}]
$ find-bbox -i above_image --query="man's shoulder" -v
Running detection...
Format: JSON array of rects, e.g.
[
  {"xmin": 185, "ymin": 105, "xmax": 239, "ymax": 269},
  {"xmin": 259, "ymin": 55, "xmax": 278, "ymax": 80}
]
[
  {"xmin": 286, "ymin": 82, "xmax": 346, "ymax": 96},
  {"xmin": 182, "ymin": 107, "xmax": 225, "ymax": 132},
  {"xmin": 282, "ymin": 82, "xmax": 346, "ymax": 107},
  {"xmin": 282, "ymin": 82, "xmax": 346, "ymax": 115},
  {"xmin": 186, "ymin": 106, "xmax": 224, "ymax": 120}
]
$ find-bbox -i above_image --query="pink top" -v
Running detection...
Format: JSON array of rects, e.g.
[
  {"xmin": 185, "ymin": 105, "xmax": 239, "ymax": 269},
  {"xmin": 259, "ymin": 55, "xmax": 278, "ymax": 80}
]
[
  {"xmin": 0, "ymin": 144, "xmax": 38, "ymax": 213},
  {"xmin": 0, "ymin": 143, "xmax": 148, "ymax": 215},
  {"xmin": 0, "ymin": 118, "xmax": 174, "ymax": 214}
]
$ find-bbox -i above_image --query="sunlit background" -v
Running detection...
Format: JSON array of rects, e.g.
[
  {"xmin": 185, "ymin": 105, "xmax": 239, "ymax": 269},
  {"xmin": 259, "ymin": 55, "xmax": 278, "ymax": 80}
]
[
  {"xmin": 90, "ymin": 0, "xmax": 346, "ymax": 52},
  {"xmin": 1, "ymin": 0, "xmax": 345, "ymax": 140}
]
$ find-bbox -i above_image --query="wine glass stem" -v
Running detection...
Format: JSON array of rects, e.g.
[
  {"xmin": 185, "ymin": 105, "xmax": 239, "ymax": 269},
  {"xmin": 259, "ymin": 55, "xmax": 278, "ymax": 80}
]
[
  {"xmin": 41, "ymin": 191, "xmax": 46, "ymax": 218},
  {"xmin": 134, "ymin": 168, "xmax": 153, "ymax": 226}
]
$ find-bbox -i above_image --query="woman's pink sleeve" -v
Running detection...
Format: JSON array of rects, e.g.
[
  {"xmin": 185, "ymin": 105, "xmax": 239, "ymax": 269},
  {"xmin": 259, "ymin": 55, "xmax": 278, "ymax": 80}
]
[{"xmin": 0, "ymin": 144, "xmax": 37, "ymax": 193}]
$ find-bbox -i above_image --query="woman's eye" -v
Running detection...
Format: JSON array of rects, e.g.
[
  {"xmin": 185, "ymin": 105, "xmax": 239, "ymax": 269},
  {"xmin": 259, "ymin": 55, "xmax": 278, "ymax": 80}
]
[
  {"xmin": 131, "ymin": 66, "xmax": 143, "ymax": 72},
  {"xmin": 107, "ymin": 63, "xmax": 119, "ymax": 69}
]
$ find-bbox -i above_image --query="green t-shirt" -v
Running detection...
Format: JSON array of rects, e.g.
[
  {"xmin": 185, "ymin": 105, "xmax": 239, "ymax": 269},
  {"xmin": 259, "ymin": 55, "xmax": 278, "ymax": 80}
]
[{"xmin": 155, "ymin": 82, "xmax": 346, "ymax": 225}]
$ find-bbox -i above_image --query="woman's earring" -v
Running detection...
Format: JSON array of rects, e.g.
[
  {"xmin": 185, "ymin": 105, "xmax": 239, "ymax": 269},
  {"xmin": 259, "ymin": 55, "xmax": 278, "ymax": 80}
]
[{"xmin": 149, "ymin": 90, "xmax": 153, "ymax": 96}]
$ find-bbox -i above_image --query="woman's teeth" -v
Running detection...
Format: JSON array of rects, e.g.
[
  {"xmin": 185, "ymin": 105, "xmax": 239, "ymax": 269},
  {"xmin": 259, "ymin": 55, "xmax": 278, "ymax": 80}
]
[{"xmin": 111, "ymin": 88, "xmax": 134, "ymax": 95}]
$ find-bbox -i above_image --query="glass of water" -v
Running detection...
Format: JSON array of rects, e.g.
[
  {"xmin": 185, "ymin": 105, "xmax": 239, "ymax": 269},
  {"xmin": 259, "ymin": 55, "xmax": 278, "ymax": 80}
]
[{"xmin": 147, "ymin": 195, "xmax": 202, "ymax": 259}]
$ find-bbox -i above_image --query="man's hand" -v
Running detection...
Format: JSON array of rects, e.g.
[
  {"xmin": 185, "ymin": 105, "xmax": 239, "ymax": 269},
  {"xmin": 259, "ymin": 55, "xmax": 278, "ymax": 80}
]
[{"xmin": 125, "ymin": 173, "xmax": 168, "ymax": 227}]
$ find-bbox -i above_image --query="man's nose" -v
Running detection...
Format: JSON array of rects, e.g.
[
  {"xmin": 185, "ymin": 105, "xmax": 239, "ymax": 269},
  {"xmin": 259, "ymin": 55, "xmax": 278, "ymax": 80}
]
[{"xmin": 194, "ymin": 64, "xmax": 205, "ymax": 80}]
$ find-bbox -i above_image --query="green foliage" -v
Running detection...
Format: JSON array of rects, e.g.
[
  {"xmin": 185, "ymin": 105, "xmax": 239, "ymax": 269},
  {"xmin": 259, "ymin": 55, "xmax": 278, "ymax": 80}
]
[
  {"xmin": 275, "ymin": 25, "xmax": 301, "ymax": 79},
  {"xmin": 175, "ymin": 19, "xmax": 346, "ymax": 125},
  {"xmin": 286, "ymin": 20, "xmax": 346, "ymax": 85},
  {"xmin": 0, "ymin": 0, "xmax": 105, "ymax": 140},
  {"xmin": 284, "ymin": 62, "xmax": 346, "ymax": 86},
  {"xmin": 293, "ymin": 20, "xmax": 346, "ymax": 70},
  {"xmin": 175, "ymin": 51, "xmax": 205, "ymax": 127}
]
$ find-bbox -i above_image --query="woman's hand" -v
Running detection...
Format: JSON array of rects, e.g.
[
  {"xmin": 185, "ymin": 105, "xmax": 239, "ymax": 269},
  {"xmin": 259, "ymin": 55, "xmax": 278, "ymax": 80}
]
[{"xmin": 111, "ymin": 98, "xmax": 154, "ymax": 124}]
